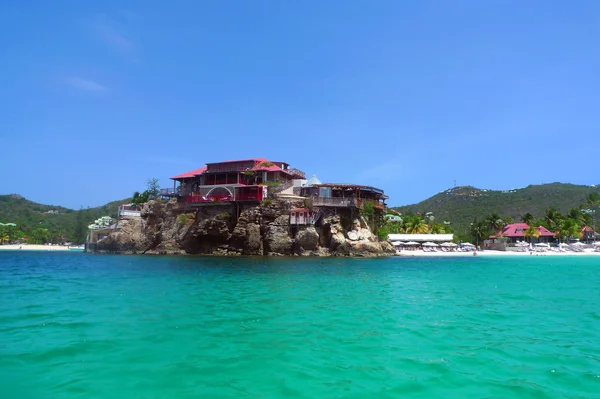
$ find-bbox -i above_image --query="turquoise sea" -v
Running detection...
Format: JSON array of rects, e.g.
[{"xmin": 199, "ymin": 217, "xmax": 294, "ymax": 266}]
[{"xmin": 1, "ymin": 253, "xmax": 599, "ymax": 399}]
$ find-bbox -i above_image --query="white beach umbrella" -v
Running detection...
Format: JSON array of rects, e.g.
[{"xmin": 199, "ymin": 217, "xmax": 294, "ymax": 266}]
[
  {"xmin": 404, "ymin": 241, "xmax": 420, "ymax": 245},
  {"xmin": 594, "ymin": 241, "xmax": 600, "ymax": 246},
  {"xmin": 571, "ymin": 242, "xmax": 585, "ymax": 247},
  {"xmin": 534, "ymin": 243, "xmax": 549, "ymax": 247},
  {"xmin": 559, "ymin": 243, "xmax": 570, "ymax": 247},
  {"xmin": 391, "ymin": 241, "xmax": 404, "ymax": 246},
  {"xmin": 440, "ymin": 242, "xmax": 457, "ymax": 247},
  {"xmin": 462, "ymin": 242, "xmax": 474, "ymax": 247},
  {"xmin": 422, "ymin": 242, "xmax": 439, "ymax": 247},
  {"xmin": 515, "ymin": 242, "xmax": 528, "ymax": 247}
]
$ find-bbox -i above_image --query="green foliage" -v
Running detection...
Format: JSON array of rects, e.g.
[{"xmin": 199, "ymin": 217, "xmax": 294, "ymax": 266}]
[
  {"xmin": 262, "ymin": 181, "xmax": 282, "ymax": 187},
  {"xmin": 29, "ymin": 228, "xmax": 50, "ymax": 244},
  {"xmin": 261, "ymin": 199, "xmax": 273, "ymax": 206},
  {"xmin": 469, "ymin": 218, "xmax": 490, "ymax": 245},
  {"xmin": 258, "ymin": 161, "xmax": 274, "ymax": 167},
  {"xmin": 375, "ymin": 212, "xmax": 455, "ymax": 239},
  {"xmin": 556, "ymin": 218, "xmax": 580, "ymax": 241},
  {"xmin": 361, "ymin": 202, "xmax": 375, "ymax": 217},
  {"xmin": 0, "ymin": 194, "xmax": 130, "ymax": 244},
  {"xmin": 217, "ymin": 211, "xmax": 230, "ymax": 218},
  {"xmin": 304, "ymin": 198, "xmax": 313, "ymax": 210},
  {"xmin": 521, "ymin": 212, "xmax": 534, "ymax": 225},
  {"xmin": 524, "ymin": 225, "xmax": 541, "ymax": 243},
  {"xmin": 392, "ymin": 183, "xmax": 600, "ymax": 238},
  {"xmin": 146, "ymin": 178, "xmax": 160, "ymax": 200},
  {"xmin": 177, "ymin": 214, "xmax": 192, "ymax": 224},
  {"xmin": 132, "ymin": 191, "xmax": 150, "ymax": 205},
  {"xmin": 375, "ymin": 228, "xmax": 389, "ymax": 240}
]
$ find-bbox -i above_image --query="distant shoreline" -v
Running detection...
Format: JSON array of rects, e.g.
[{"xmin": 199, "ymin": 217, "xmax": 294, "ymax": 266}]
[
  {"xmin": 395, "ymin": 249, "xmax": 600, "ymax": 257},
  {"xmin": 0, "ymin": 244, "xmax": 79, "ymax": 252}
]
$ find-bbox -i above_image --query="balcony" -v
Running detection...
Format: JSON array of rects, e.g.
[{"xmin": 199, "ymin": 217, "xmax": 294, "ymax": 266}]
[{"xmin": 312, "ymin": 197, "xmax": 358, "ymax": 207}]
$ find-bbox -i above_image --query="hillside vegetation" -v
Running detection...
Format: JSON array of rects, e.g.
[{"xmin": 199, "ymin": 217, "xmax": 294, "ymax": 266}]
[
  {"xmin": 0, "ymin": 194, "xmax": 130, "ymax": 244},
  {"xmin": 393, "ymin": 183, "xmax": 600, "ymax": 235}
]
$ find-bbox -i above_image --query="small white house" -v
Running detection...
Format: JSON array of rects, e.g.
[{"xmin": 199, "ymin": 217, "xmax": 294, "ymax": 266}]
[{"xmin": 290, "ymin": 208, "xmax": 319, "ymax": 225}]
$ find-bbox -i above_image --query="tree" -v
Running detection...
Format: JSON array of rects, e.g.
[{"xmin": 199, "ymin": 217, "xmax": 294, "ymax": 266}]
[
  {"xmin": 556, "ymin": 218, "xmax": 579, "ymax": 242},
  {"xmin": 73, "ymin": 207, "xmax": 86, "ymax": 244},
  {"xmin": 486, "ymin": 213, "xmax": 504, "ymax": 232},
  {"xmin": 146, "ymin": 178, "xmax": 160, "ymax": 200},
  {"xmin": 469, "ymin": 218, "xmax": 488, "ymax": 247},
  {"xmin": 360, "ymin": 202, "xmax": 376, "ymax": 231},
  {"xmin": 502, "ymin": 216, "xmax": 513, "ymax": 225},
  {"xmin": 29, "ymin": 228, "xmax": 50, "ymax": 244},
  {"xmin": 544, "ymin": 208, "xmax": 563, "ymax": 232},
  {"xmin": 524, "ymin": 225, "xmax": 540, "ymax": 243},
  {"xmin": 586, "ymin": 192, "xmax": 600, "ymax": 206},
  {"xmin": 567, "ymin": 207, "xmax": 584, "ymax": 225},
  {"xmin": 404, "ymin": 215, "xmax": 429, "ymax": 234},
  {"xmin": 521, "ymin": 212, "xmax": 535, "ymax": 225},
  {"xmin": 132, "ymin": 191, "xmax": 150, "ymax": 205}
]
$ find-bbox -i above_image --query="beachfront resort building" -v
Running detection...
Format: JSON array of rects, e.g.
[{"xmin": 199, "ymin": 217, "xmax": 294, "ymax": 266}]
[
  {"xmin": 161, "ymin": 158, "xmax": 306, "ymax": 203},
  {"xmin": 489, "ymin": 223, "xmax": 555, "ymax": 243},
  {"xmin": 581, "ymin": 226, "xmax": 598, "ymax": 242},
  {"xmin": 160, "ymin": 157, "xmax": 387, "ymax": 221}
]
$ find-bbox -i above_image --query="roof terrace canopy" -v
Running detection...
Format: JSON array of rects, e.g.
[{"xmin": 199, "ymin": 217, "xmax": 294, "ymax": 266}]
[{"xmin": 311, "ymin": 183, "xmax": 385, "ymax": 196}]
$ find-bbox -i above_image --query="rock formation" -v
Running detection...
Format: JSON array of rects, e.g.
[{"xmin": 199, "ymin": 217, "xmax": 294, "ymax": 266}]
[{"xmin": 94, "ymin": 198, "xmax": 395, "ymax": 257}]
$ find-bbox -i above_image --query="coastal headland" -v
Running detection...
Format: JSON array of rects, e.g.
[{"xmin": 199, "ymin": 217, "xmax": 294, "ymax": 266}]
[{"xmin": 89, "ymin": 198, "xmax": 396, "ymax": 257}]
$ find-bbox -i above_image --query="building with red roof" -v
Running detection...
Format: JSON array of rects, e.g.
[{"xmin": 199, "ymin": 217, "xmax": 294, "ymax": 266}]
[
  {"xmin": 158, "ymin": 157, "xmax": 387, "ymax": 215},
  {"xmin": 490, "ymin": 223, "xmax": 556, "ymax": 243},
  {"xmin": 160, "ymin": 158, "xmax": 306, "ymax": 204},
  {"xmin": 581, "ymin": 226, "xmax": 598, "ymax": 242}
]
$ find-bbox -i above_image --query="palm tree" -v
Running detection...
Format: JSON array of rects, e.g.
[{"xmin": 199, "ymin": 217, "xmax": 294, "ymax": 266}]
[
  {"xmin": 524, "ymin": 225, "xmax": 540, "ymax": 243},
  {"xmin": 556, "ymin": 218, "xmax": 579, "ymax": 243},
  {"xmin": 486, "ymin": 213, "xmax": 505, "ymax": 232},
  {"xmin": 404, "ymin": 215, "xmax": 429, "ymax": 234},
  {"xmin": 544, "ymin": 208, "xmax": 563, "ymax": 232},
  {"xmin": 0, "ymin": 234, "xmax": 9, "ymax": 244},
  {"xmin": 470, "ymin": 219, "xmax": 488, "ymax": 248},
  {"xmin": 521, "ymin": 213, "xmax": 535, "ymax": 225},
  {"xmin": 587, "ymin": 192, "xmax": 600, "ymax": 206},
  {"xmin": 567, "ymin": 207, "xmax": 584, "ymax": 225}
]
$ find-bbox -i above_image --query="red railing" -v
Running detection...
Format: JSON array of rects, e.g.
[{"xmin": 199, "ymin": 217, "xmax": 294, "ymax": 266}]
[
  {"xmin": 236, "ymin": 192, "xmax": 263, "ymax": 201},
  {"xmin": 185, "ymin": 194, "xmax": 233, "ymax": 203}
]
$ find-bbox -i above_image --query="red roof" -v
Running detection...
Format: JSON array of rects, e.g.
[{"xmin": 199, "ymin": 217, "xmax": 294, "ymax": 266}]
[
  {"xmin": 206, "ymin": 158, "xmax": 267, "ymax": 165},
  {"xmin": 493, "ymin": 223, "xmax": 555, "ymax": 238},
  {"xmin": 170, "ymin": 158, "xmax": 291, "ymax": 180},
  {"xmin": 170, "ymin": 166, "xmax": 207, "ymax": 180}
]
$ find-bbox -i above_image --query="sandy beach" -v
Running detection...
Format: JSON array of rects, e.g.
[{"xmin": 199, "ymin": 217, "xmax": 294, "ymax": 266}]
[
  {"xmin": 396, "ymin": 249, "xmax": 600, "ymax": 257},
  {"xmin": 0, "ymin": 244, "xmax": 77, "ymax": 251}
]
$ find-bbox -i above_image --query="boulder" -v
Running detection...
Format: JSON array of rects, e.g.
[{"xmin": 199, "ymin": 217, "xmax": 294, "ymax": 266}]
[
  {"xmin": 264, "ymin": 215, "xmax": 293, "ymax": 255},
  {"xmin": 296, "ymin": 227, "xmax": 320, "ymax": 251},
  {"xmin": 245, "ymin": 223, "xmax": 263, "ymax": 255},
  {"xmin": 347, "ymin": 231, "xmax": 359, "ymax": 241}
]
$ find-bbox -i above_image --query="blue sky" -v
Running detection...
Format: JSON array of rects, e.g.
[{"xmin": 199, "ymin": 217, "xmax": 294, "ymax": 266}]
[{"xmin": 1, "ymin": 1, "xmax": 599, "ymax": 209}]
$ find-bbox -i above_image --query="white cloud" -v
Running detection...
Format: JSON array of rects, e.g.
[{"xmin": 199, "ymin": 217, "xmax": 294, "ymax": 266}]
[{"xmin": 66, "ymin": 77, "xmax": 107, "ymax": 92}]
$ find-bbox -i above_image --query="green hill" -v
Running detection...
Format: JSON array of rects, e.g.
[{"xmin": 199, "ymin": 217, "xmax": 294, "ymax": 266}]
[
  {"xmin": 393, "ymin": 183, "xmax": 600, "ymax": 234},
  {"xmin": 0, "ymin": 194, "xmax": 131, "ymax": 244}
]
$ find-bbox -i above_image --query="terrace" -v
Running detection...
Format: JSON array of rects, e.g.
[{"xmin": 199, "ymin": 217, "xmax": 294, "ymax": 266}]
[{"xmin": 302, "ymin": 183, "xmax": 387, "ymax": 211}]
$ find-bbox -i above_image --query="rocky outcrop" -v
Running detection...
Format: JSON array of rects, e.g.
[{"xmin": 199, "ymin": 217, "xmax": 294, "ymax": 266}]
[{"xmin": 94, "ymin": 198, "xmax": 394, "ymax": 257}]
